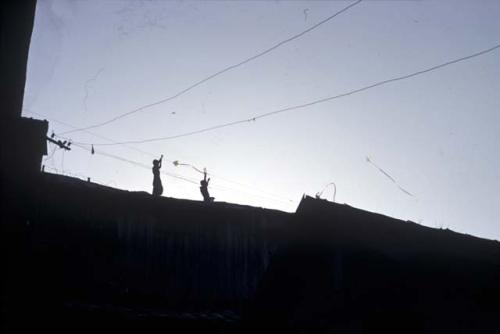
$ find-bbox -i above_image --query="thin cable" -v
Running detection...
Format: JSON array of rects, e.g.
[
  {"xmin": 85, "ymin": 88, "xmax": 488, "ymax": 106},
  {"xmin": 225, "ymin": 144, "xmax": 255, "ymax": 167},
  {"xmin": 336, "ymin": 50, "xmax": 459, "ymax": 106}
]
[
  {"xmin": 26, "ymin": 109, "xmax": 295, "ymax": 202},
  {"xmin": 74, "ymin": 142, "xmax": 294, "ymax": 203},
  {"xmin": 59, "ymin": 0, "xmax": 363, "ymax": 135},
  {"xmin": 71, "ymin": 142, "xmax": 200, "ymax": 185},
  {"xmin": 61, "ymin": 149, "xmax": 66, "ymax": 174},
  {"xmin": 43, "ymin": 143, "xmax": 58, "ymax": 163},
  {"xmin": 23, "ymin": 108, "xmax": 158, "ymax": 159},
  {"xmin": 209, "ymin": 172, "xmax": 295, "ymax": 203},
  {"xmin": 81, "ymin": 42, "xmax": 500, "ymax": 146},
  {"xmin": 173, "ymin": 161, "xmax": 294, "ymax": 203},
  {"xmin": 71, "ymin": 142, "xmax": 294, "ymax": 204}
]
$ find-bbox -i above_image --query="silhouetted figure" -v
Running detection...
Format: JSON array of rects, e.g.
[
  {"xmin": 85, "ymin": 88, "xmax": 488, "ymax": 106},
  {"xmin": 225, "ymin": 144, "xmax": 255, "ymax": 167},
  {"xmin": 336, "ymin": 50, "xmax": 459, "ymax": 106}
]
[
  {"xmin": 152, "ymin": 155, "xmax": 163, "ymax": 196},
  {"xmin": 200, "ymin": 168, "xmax": 214, "ymax": 202}
]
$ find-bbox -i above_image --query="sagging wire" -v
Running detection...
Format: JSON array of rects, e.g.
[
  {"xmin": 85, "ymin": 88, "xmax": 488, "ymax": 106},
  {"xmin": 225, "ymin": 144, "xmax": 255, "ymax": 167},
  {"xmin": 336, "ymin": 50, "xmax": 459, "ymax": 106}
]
[
  {"xmin": 77, "ymin": 42, "xmax": 500, "ymax": 146},
  {"xmin": 43, "ymin": 143, "xmax": 58, "ymax": 164},
  {"xmin": 25, "ymin": 110, "xmax": 296, "ymax": 204},
  {"xmin": 54, "ymin": 127, "xmax": 294, "ymax": 203},
  {"xmin": 61, "ymin": 149, "xmax": 66, "ymax": 174},
  {"xmin": 24, "ymin": 108, "xmax": 157, "ymax": 159},
  {"xmin": 67, "ymin": 141, "xmax": 294, "ymax": 204},
  {"xmin": 59, "ymin": 0, "xmax": 363, "ymax": 135},
  {"xmin": 70, "ymin": 142, "xmax": 200, "ymax": 186},
  {"xmin": 172, "ymin": 160, "xmax": 295, "ymax": 203}
]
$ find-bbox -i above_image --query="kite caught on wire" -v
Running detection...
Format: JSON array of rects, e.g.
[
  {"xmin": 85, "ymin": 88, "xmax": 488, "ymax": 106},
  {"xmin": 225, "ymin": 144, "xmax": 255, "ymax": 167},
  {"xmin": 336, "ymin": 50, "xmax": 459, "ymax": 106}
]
[{"xmin": 366, "ymin": 156, "xmax": 414, "ymax": 197}]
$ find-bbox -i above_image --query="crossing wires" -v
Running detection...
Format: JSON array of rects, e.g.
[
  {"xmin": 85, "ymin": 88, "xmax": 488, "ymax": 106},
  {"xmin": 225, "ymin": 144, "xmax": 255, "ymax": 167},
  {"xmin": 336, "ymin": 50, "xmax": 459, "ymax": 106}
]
[
  {"xmin": 75, "ymin": 42, "xmax": 500, "ymax": 146},
  {"xmin": 69, "ymin": 141, "xmax": 295, "ymax": 204},
  {"xmin": 25, "ymin": 110, "xmax": 296, "ymax": 205},
  {"xmin": 59, "ymin": 0, "xmax": 363, "ymax": 135}
]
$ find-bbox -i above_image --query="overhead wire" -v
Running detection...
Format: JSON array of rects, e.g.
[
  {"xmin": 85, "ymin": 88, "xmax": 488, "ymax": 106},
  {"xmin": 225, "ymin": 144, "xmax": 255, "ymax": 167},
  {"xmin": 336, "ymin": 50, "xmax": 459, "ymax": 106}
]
[
  {"xmin": 43, "ymin": 143, "xmax": 58, "ymax": 163},
  {"xmin": 70, "ymin": 142, "xmax": 294, "ymax": 204},
  {"xmin": 25, "ymin": 110, "xmax": 295, "ymax": 203},
  {"xmin": 76, "ymin": 42, "xmax": 500, "ymax": 146},
  {"xmin": 69, "ymin": 142, "xmax": 200, "ymax": 185},
  {"xmin": 59, "ymin": 0, "xmax": 363, "ymax": 135},
  {"xmin": 26, "ymin": 109, "xmax": 295, "ymax": 201},
  {"xmin": 24, "ymin": 109, "xmax": 202, "ymax": 182},
  {"xmin": 170, "ymin": 160, "xmax": 294, "ymax": 203},
  {"xmin": 24, "ymin": 108, "xmax": 159, "ymax": 159}
]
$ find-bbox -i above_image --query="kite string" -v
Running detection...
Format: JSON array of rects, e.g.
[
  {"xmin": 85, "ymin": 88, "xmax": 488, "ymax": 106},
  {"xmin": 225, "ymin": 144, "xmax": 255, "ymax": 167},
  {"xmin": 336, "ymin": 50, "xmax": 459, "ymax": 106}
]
[{"xmin": 366, "ymin": 156, "xmax": 414, "ymax": 197}]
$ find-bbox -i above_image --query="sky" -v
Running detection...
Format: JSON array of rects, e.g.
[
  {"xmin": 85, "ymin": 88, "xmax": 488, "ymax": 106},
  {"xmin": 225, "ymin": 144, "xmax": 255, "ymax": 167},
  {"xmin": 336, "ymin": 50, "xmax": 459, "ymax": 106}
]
[{"xmin": 22, "ymin": 0, "xmax": 500, "ymax": 240}]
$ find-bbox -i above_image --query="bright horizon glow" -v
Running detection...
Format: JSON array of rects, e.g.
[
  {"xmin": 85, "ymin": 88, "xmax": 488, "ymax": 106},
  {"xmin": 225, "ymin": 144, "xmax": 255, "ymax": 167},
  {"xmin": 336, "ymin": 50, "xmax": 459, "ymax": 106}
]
[{"xmin": 23, "ymin": 0, "xmax": 500, "ymax": 240}]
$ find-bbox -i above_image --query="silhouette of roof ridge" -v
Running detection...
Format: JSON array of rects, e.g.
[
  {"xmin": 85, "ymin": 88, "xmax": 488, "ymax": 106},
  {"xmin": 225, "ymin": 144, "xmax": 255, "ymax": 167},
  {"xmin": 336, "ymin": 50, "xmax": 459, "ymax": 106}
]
[
  {"xmin": 293, "ymin": 195, "xmax": 500, "ymax": 263},
  {"xmin": 40, "ymin": 173, "xmax": 500, "ymax": 263},
  {"xmin": 41, "ymin": 171, "xmax": 291, "ymax": 214}
]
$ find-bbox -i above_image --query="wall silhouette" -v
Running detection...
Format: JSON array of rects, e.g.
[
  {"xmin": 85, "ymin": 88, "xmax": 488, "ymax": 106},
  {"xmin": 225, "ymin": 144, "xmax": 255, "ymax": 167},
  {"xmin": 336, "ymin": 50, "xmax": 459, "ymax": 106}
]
[
  {"xmin": 250, "ymin": 196, "xmax": 500, "ymax": 333},
  {"xmin": 4, "ymin": 172, "xmax": 500, "ymax": 333}
]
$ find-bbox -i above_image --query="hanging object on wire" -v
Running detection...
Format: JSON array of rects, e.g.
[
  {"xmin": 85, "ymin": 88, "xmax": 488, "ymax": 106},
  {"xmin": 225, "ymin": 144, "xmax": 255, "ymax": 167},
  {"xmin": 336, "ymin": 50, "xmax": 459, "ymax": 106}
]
[{"xmin": 91, "ymin": 144, "xmax": 95, "ymax": 155}]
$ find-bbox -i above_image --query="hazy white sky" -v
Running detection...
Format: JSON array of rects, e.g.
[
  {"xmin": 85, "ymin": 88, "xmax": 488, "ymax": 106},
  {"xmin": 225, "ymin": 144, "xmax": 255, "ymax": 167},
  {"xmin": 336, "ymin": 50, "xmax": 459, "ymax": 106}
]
[{"xmin": 23, "ymin": 0, "xmax": 500, "ymax": 240}]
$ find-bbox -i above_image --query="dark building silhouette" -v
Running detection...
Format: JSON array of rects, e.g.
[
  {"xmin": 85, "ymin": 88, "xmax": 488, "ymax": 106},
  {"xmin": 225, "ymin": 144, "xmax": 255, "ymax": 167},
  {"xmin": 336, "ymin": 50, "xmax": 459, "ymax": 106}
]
[
  {"xmin": 2, "ymin": 2, "xmax": 500, "ymax": 333},
  {"xmin": 0, "ymin": 1, "xmax": 46, "ymax": 181},
  {"xmin": 251, "ymin": 197, "xmax": 500, "ymax": 333}
]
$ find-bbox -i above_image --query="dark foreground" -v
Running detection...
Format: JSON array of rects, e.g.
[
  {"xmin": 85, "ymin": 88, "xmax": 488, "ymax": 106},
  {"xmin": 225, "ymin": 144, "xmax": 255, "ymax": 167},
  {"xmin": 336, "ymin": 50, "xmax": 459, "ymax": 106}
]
[{"xmin": 2, "ymin": 173, "xmax": 500, "ymax": 333}]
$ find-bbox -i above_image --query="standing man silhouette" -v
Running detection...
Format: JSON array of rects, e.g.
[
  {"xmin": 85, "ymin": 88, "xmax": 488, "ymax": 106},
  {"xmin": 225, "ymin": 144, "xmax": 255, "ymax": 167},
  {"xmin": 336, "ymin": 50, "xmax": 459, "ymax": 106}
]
[{"xmin": 152, "ymin": 155, "xmax": 163, "ymax": 196}]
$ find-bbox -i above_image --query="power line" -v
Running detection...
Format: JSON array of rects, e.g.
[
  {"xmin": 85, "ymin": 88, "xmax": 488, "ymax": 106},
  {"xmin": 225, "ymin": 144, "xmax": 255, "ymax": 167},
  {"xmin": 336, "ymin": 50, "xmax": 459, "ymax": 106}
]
[
  {"xmin": 71, "ymin": 142, "xmax": 200, "ymax": 185},
  {"xmin": 59, "ymin": 0, "xmax": 363, "ymax": 135},
  {"xmin": 167, "ymin": 160, "xmax": 294, "ymax": 203},
  {"xmin": 25, "ymin": 110, "xmax": 295, "ymax": 203},
  {"xmin": 70, "ymin": 142, "xmax": 295, "ymax": 204},
  {"xmin": 24, "ymin": 108, "xmax": 157, "ymax": 159},
  {"xmin": 79, "ymin": 42, "xmax": 500, "ymax": 146},
  {"xmin": 24, "ymin": 109, "xmax": 198, "ymax": 182},
  {"xmin": 43, "ymin": 143, "xmax": 58, "ymax": 163}
]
